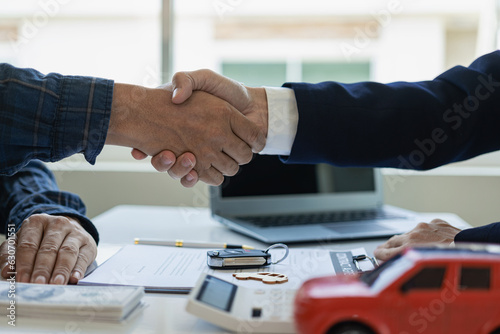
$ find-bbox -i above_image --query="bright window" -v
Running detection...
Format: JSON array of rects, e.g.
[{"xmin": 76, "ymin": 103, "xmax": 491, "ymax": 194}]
[{"xmin": 1, "ymin": 0, "xmax": 499, "ymax": 172}]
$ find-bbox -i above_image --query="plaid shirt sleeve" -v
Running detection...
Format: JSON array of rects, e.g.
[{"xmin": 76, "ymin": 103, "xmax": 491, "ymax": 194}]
[
  {"xmin": 0, "ymin": 160, "xmax": 99, "ymax": 244},
  {"xmin": 0, "ymin": 63, "xmax": 114, "ymax": 176}
]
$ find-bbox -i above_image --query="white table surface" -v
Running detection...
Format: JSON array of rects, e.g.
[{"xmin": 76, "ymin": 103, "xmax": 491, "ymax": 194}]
[{"xmin": 0, "ymin": 205, "xmax": 470, "ymax": 333}]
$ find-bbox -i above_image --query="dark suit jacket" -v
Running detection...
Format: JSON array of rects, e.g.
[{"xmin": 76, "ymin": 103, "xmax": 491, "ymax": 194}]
[{"xmin": 283, "ymin": 50, "xmax": 500, "ymax": 243}]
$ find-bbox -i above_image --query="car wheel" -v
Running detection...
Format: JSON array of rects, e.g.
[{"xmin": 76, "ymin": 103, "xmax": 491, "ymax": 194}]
[{"xmin": 327, "ymin": 322, "xmax": 374, "ymax": 334}]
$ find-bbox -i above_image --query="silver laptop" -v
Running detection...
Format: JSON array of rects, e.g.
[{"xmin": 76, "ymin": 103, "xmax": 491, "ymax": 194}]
[{"xmin": 210, "ymin": 155, "xmax": 421, "ymax": 244}]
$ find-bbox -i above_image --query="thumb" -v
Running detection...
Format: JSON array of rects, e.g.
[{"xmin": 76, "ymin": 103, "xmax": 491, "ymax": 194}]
[
  {"xmin": 171, "ymin": 69, "xmax": 250, "ymax": 111},
  {"xmin": 171, "ymin": 71, "xmax": 195, "ymax": 104}
]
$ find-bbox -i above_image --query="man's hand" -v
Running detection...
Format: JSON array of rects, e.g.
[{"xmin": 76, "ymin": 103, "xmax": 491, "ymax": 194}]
[
  {"xmin": 374, "ymin": 219, "xmax": 461, "ymax": 261},
  {"xmin": 0, "ymin": 214, "xmax": 97, "ymax": 285},
  {"xmin": 171, "ymin": 70, "xmax": 269, "ymax": 133},
  {"xmin": 136, "ymin": 70, "xmax": 269, "ymax": 186},
  {"xmin": 131, "ymin": 149, "xmax": 199, "ymax": 188},
  {"xmin": 108, "ymin": 83, "xmax": 266, "ymax": 185}
]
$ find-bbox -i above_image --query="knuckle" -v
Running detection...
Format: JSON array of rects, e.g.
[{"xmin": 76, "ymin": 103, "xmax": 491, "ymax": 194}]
[
  {"xmin": 198, "ymin": 68, "xmax": 214, "ymax": 79},
  {"xmin": 52, "ymin": 216, "xmax": 71, "ymax": 228},
  {"xmin": 213, "ymin": 172, "xmax": 224, "ymax": 186},
  {"xmin": 239, "ymin": 149, "xmax": 253, "ymax": 165},
  {"xmin": 26, "ymin": 213, "xmax": 48, "ymax": 222},
  {"xmin": 224, "ymin": 162, "xmax": 239, "ymax": 177},
  {"xmin": 243, "ymin": 126, "xmax": 263, "ymax": 148},
  {"xmin": 416, "ymin": 222, "xmax": 429, "ymax": 229},
  {"xmin": 37, "ymin": 242, "xmax": 60, "ymax": 256},
  {"xmin": 77, "ymin": 252, "xmax": 92, "ymax": 266},
  {"xmin": 17, "ymin": 240, "xmax": 40, "ymax": 253},
  {"xmin": 52, "ymin": 266, "xmax": 71, "ymax": 278},
  {"xmin": 20, "ymin": 216, "xmax": 42, "ymax": 231},
  {"xmin": 58, "ymin": 244, "xmax": 80, "ymax": 258}
]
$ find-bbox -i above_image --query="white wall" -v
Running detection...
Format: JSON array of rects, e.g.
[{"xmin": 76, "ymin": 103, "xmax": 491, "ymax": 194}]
[{"xmin": 3, "ymin": 0, "xmax": 500, "ymax": 229}]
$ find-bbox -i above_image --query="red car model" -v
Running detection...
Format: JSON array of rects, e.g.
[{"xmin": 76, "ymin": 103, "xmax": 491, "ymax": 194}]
[{"xmin": 294, "ymin": 244, "xmax": 500, "ymax": 334}]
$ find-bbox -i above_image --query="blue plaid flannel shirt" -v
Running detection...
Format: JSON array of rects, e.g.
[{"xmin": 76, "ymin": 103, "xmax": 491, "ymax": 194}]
[{"xmin": 0, "ymin": 64, "xmax": 114, "ymax": 243}]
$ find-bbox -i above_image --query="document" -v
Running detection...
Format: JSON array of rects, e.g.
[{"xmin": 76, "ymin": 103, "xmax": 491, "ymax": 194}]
[
  {"xmin": 79, "ymin": 244, "xmax": 206, "ymax": 293},
  {"xmin": 79, "ymin": 244, "xmax": 375, "ymax": 293}
]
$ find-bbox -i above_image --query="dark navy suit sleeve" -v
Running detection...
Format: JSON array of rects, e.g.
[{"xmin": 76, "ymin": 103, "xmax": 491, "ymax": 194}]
[
  {"xmin": 283, "ymin": 50, "xmax": 500, "ymax": 170},
  {"xmin": 455, "ymin": 223, "xmax": 500, "ymax": 244},
  {"xmin": 282, "ymin": 50, "xmax": 500, "ymax": 244}
]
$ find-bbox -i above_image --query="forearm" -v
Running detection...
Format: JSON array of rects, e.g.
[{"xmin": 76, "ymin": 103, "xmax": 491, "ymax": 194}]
[
  {"xmin": 283, "ymin": 50, "xmax": 500, "ymax": 169},
  {"xmin": 0, "ymin": 63, "xmax": 113, "ymax": 176},
  {"xmin": 0, "ymin": 161, "xmax": 99, "ymax": 244}
]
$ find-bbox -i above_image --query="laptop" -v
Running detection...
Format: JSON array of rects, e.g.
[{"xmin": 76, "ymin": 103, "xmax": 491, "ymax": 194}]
[{"xmin": 210, "ymin": 154, "xmax": 422, "ymax": 244}]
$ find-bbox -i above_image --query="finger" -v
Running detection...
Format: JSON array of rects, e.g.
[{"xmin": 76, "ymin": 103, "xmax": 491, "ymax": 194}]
[
  {"xmin": 229, "ymin": 111, "xmax": 266, "ymax": 155},
  {"xmin": 374, "ymin": 244, "xmax": 405, "ymax": 262},
  {"xmin": 48, "ymin": 235, "xmax": 84, "ymax": 285},
  {"xmin": 131, "ymin": 148, "xmax": 148, "ymax": 160},
  {"xmin": 29, "ymin": 219, "xmax": 72, "ymax": 284},
  {"xmin": 15, "ymin": 217, "xmax": 46, "ymax": 283},
  {"xmin": 382, "ymin": 234, "xmax": 406, "ymax": 249},
  {"xmin": 209, "ymin": 152, "xmax": 240, "ymax": 177},
  {"xmin": 165, "ymin": 152, "xmax": 195, "ymax": 178},
  {"xmin": 180, "ymin": 170, "xmax": 199, "ymax": 188},
  {"xmin": 150, "ymin": 150, "xmax": 176, "ymax": 172},
  {"xmin": 0, "ymin": 240, "xmax": 13, "ymax": 279},
  {"xmin": 197, "ymin": 166, "xmax": 225, "ymax": 186},
  {"xmin": 69, "ymin": 243, "xmax": 97, "ymax": 285}
]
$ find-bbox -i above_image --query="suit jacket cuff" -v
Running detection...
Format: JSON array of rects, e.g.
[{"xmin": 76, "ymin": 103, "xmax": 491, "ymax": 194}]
[{"xmin": 454, "ymin": 222, "xmax": 500, "ymax": 244}]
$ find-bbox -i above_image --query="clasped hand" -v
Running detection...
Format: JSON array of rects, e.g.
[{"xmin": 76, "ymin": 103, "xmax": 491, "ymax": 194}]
[
  {"xmin": 110, "ymin": 80, "xmax": 268, "ymax": 186},
  {"xmin": 129, "ymin": 70, "xmax": 268, "ymax": 187}
]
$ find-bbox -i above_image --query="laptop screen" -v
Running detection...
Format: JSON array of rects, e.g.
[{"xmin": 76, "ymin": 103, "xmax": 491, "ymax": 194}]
[{"xmin": 221, "ymin": 155, "xmax": 375, "ymax": 198}]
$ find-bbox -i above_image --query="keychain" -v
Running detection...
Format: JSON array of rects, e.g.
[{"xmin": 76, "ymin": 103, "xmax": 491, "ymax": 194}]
[{"xmin": 207, "ymin": 243, "xmax": 289, "ymax": 269}]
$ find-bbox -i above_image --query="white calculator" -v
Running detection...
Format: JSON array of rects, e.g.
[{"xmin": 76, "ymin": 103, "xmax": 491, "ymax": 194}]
[{"xmin": 186, "ymin": 273, "xmax": 296, "ymax": 333}]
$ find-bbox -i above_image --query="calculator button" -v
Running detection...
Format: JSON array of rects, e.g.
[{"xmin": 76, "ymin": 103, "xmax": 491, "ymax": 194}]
[{"xmin": 252, "ymin": 308, "xmax": 262, "ymax": 318}]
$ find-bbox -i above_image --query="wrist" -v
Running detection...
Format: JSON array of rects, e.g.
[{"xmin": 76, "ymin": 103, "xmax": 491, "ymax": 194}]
[
  {"xmin": 106, "ymin": 83, "xmax": 134, "ymax": 147},
  {"xmin": 248, "ymin": 87, "xmax": 269, "ymax": 143},
  {"xmin": 106, "ymin": 83, "xmax": 156, "ymax": 150}
]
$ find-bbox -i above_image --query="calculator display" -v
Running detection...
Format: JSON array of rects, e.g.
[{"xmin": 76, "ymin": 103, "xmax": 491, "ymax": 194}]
[{"xmin": 196, "ymin": 275, "xmax": 237, "ymax": 312}]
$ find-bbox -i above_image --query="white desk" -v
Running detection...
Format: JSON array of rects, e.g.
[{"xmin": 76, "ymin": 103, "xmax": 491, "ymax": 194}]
[{"xmin": 0, "ymin": 205, "xmax": 470, "ymax": 334}]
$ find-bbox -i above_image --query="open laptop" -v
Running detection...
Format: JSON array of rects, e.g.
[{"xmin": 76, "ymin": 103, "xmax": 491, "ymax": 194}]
[{"xmin": 210, "ymin": 154, "xmax": 422, "ymax": 244}]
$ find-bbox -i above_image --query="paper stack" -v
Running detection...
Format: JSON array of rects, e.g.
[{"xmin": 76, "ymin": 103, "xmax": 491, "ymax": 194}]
[{"xmin": 0, "ymin": 281, "xmax": 144, "ymax": 323}]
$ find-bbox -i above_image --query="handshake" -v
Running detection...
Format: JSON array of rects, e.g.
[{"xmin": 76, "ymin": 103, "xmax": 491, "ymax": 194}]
[{"xmin": 106, "ymin": 70, "xmax": 269, "ymax": 187}]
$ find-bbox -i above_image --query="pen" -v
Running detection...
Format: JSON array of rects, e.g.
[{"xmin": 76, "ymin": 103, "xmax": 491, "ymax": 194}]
[{"xmin": 134, "ymin": 238, "xmax": 255, "ymax": 250}]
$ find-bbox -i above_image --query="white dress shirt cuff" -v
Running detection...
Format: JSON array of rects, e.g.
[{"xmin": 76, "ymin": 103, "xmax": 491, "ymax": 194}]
[{"xmin": 259, "ymin": 87, "xmax": 299, "ymax": 156}]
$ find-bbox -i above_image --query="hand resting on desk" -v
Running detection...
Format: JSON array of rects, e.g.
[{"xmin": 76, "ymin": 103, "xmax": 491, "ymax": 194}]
[
  {"xmin": 0, "ymin": 214, "xmax": 97, "ymax": 285},
  {"xmin": 374, "ymin": 219, "xmax": 461, "ymax": 261}
]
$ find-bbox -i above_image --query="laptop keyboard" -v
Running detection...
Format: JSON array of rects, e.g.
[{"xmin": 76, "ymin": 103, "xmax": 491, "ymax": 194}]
[{"xmin": 239, "ymin": 210, "xmax": 404, "ymax": 228}]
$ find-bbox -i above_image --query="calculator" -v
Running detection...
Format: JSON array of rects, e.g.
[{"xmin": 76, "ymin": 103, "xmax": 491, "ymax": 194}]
[{"xmin": 186, "ymin": 273, "xmax": 296, "ymax": 333}]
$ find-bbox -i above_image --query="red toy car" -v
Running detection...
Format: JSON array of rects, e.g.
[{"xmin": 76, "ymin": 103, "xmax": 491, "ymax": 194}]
[{"xmin": 294, "ymin": 244, "xmax": 500, "ymax": 334}]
